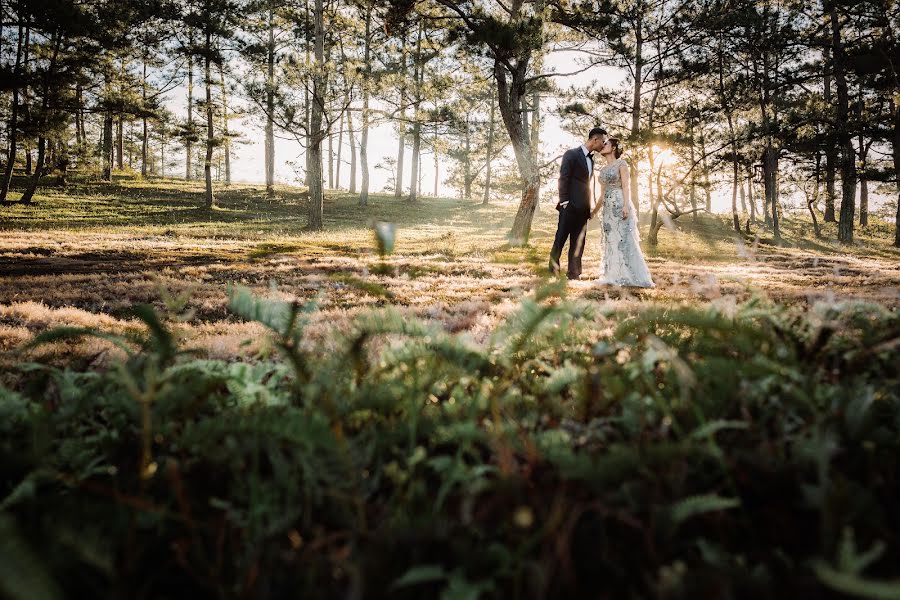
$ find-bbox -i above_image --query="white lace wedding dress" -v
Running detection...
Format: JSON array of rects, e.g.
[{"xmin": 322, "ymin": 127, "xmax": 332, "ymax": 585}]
[{"xmin": 596, "ymin": 159, "xmax": 655, "ymax": 288}]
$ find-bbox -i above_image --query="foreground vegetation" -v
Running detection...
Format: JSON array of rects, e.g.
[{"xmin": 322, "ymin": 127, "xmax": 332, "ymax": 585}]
[{"xmin": 1, "ymin": 282, "xmax": 899, "ymax": 599}]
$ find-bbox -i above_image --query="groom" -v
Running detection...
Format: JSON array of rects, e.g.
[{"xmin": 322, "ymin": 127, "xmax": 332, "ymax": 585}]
[{"xmin": 549, "ymin": 127, "xmax": 607, "ymax": 280}]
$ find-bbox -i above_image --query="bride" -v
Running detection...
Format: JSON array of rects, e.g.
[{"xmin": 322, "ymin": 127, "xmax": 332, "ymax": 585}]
[{"xmin": 591, "ymin": 138, "xmax": 655, "ymax": 288}]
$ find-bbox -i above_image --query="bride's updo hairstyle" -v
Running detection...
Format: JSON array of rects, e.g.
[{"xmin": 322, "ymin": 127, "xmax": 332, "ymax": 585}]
[{"xmin": 609, "ymin": 137, "xmax": 624, "ymax": 159}]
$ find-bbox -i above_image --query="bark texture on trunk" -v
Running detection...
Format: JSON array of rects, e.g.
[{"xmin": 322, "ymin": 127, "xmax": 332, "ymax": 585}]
[
  {"xmin": 824, "ymin": 50, "xmax": 837, "ymax": 222},
  {"xmin": 265, "ymin": 2, "xmax": 276, "ymax": 196},
  {"xmin": 831, "ymin": 3, "xmax": 856, "ymax": 244},
  {"xmin": 893, "ymin": 100, "xmax": 900, "ymax": 247},
  {"xmin": 307, "ymin": 0, "xmax": 325, "ymax": 230},
  {"xmin": 219, "ymin": 63, "xmax": 231, "ymax": 185},
  {"xmin": 348, "ymin": 109, "xmax": 357, "ymax": 194},
  {"xmin": 203, "ymin": 30, "xmax": 215, "ymax": 209},
  {"xmin": 483, "ymin": 98, "xmax": 495, "ymax": 205},
  {"xmin": 358, "ymin": 7, "xmax": 370, "ymax": 203},
  {"xmin": 186, "ymin": 50, "xmax": 194, "ymax": 181},
  {"xmin": 408, "ymin": 25, "xmax": 423, "ymax": 202}
]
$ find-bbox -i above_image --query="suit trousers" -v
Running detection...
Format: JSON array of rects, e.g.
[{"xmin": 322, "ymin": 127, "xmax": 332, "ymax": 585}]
[{"xmin": 549, "ymin": 207, "xmax": 589, "ymax": 279}]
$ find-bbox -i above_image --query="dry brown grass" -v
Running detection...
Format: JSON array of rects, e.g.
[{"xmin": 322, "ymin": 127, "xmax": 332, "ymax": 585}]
[{"xmin": 1, "ymin": 176, "xmax": 897, "ymax": 363}]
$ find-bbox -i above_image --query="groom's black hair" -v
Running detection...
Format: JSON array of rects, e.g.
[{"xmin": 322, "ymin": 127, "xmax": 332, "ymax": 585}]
[{"xmin": 588, "ymin": 127, "xmax": 607, "ymax": 139}]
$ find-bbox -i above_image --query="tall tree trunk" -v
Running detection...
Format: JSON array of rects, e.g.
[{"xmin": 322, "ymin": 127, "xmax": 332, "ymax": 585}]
[
  {"xmin": 688, "ymin": 111, "xmax": 698, "ymax": 218},
  {"xmin": 327, "ymin": 131, "xmax": 334, "ymax": 189},
  {"xmin": 758, "ymin": 44, "xmax": 778, "ymax": 240},
  {"xmin": 718, "ymin": 35, "xmax": 741, "ymax": 233},
  {"xmin": 307, "ymin": 0, "xmax": 325, "ymax": 229},
  {"xmin": 809, "ymin": 151, "xmax": 823, "ymax": 238},
  {"xmin": 265, "ymin": 1, "xmax": 276, "ymax": 197},
  {"xmin": 893, "ymin": 99, "xmax": 900, "ymax": 247},
  {"xmin": 335, "ymin": 109, "xmax": 343, "ymax": 189},
  {"xmin": 530, "ymin": 88, "xmax": 541, "ymax": 212},
  {"xmin": 75, "ymin": 83, "xmax": 84, "ymax": 148},
  {"xmin": 731, "ymin": 159, "xmax": 740, "ymax": 233},
  {"xmin": 433, "ymin": 142, "xmax": 438, "ymax": 197},
  {"xmin": 763, "ymin": 145, "xmax": 780, "ymax": 242},
  {"xmin": 859, "ymin": 176, "xmax": 868, "ymax": 227},
  {"xmin": 738, "ymin": 169, "xmax": 748, "ymax": 215},
  {"xmin": 186, "ymin": 49, "xmax": 194, "ymax": 181},
  {"xmin": 500, "ymin": 61, "xmax": 541, "ymax": 244},
  {"xmin": 483, "ymin": 97, "xmax": 495, "ymax": 205},
  {"xmin": 141, "ymin": 60, "xmax": 149, "ymax": 177},
  {"xmin": 630, "ymin": 16, "xmax": 643, "ymax": 218},
  {"xmin": 823, "ymin": 49, "xmax": 837, "ymax": 222},
  {"xmin": 647, "ymin": 145, "xmax": 659, "ymax": 245},
  {"xmin": 102, "ymin": 112, "xmax": 113, "ymax": 181},
  {"xmin": 747, "ymin": 169, "xmax": 757, "ymax": 223},
  {"xmin": 219, "ymin": 62, "xmax": 231, "ymax": 186},
  {"xmin": 463, "ymin": 120, "xmax": 472, "ymax": 200},
  {"xmin": 830, "ymin": 2, "xmax": 856, "ymax": 244},
  {"xmin": 116, "ymin": 117, "xmax": 124, "ymax": 170},
  {"xmin": 74, "ymin": 93, "xmax": 83, "ymax": 147},
  {"xmin": 395, "ymin": 40, "xmax": 407, "ymax": 199},
  {"xmin": 358, "ymin": 5, "xmax": 370, "ymax": 203},
  {"xmin": 408, "ymin": 24, "xmax": 423, "ymax": 203},
  {"xmin": 699, "ymin": 127, "xmax": 712, "ymax": 212},
  {"xmin": 0, "ymin": 23, "xmax": 24, "ymax": 202},
  {"xmin": 348, "ymin": 108, "xmax": 357, "ymax": 194},
  {"xmin": 858, "ymin": 136, "xmax": 870, "ymax": 226},
  {"xmin": 203, "ymin": 30, "xmax": 215, "ymax": 209}
]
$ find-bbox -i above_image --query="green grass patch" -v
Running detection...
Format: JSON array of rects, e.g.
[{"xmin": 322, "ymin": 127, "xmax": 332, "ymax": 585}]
[
  {"xmin": 327, "ymin": 273, "xmax": 394, "ymax": 298},
  {"xmin": 247, "ymin": 242, "xmax": 306, "ymax": 260}
]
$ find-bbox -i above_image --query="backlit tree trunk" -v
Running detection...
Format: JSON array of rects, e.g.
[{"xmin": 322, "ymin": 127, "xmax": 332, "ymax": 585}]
[
  {"xmin": 358, "ymin": 5, "xmax": 370, "ymax": 203},
  {"xmin": 348, "ymin": 108, "xmax": 357, "ymax": 194},
  {"xmin": 307, "ymin": 0, "xmax": 325, "ymax": 230},
  {"xmin": 823, "ymin": 49, "xmax": 837, "ymax": 222},
  {"xmin": 265, "ymin": 1, "xmax": 276, "ymax": 197},
  {"xmin": 483, "ymin": 98, "xmax": 495, "ymax": 205},
  {"xmin": 219, "ymin": 62, "xmax": 231, "ymax": 186},
  {"xmin": 335, "ymin": 109, "xmax": 343, "ymax": 188},
  {"xmin": 408, "ymin": 24, "xmax": 423, "ymax": 202},
  {"xmin": 630, "ymin": 16, "xmax": 642, "ymax": 218},
  {"xmin": 203, "ymin": 30, "xmax": 215, "ymax": 209},
  {"xmin": 141, "ymin": 60, "xmax": 149, "ymax": 177},
  {"xmin": 830, "ymin": 2, "xmax": 855, "ymax": 244},
  {"xmin": 395, "ymin": 41, "xmax": 407, "ymax": 199},
  {"xmin": 186, "ymin": 46, "xmax": 194, "ymax": 181}
]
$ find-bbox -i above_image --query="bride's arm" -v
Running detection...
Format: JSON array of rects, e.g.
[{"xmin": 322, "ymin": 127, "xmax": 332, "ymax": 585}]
[
  {"xmin": 620, "ymin": 162, "xmax": 630, "ymax": 220},
  {"xmin": 592, "ymin": 180, "xmax": 605, "ymax": 219}
]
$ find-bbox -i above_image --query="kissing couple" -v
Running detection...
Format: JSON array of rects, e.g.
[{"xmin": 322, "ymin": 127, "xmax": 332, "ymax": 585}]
[{"xmin": 549, "ymin": 127, "xmax": 655, "ymax": 288}]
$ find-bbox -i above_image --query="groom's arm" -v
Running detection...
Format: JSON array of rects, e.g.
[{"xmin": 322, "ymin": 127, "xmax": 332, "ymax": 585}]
[{"xmin": 557, "ymin": 151, "xmax": 572, "ymax": 210}]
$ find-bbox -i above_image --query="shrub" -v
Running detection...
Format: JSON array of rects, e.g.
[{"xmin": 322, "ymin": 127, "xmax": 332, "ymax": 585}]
[{"xmin": 0, "ymin": 286, "xmax": 898, "ymax": 599}]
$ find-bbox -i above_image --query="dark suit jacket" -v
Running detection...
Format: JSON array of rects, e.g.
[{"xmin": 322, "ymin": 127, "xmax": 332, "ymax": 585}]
[{"xmin": 556, "ymin": 147, "xmax": 593, "ymax": 216}]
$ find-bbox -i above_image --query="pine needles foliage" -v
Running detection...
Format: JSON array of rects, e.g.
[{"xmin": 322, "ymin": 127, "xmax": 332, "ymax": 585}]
[{"xmin": 0, "ymin": 285, "xmax": 898, "ymax": 599}]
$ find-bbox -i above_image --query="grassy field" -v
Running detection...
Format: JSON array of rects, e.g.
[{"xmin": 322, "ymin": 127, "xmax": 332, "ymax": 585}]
[
  {"xmin": 1, "ymin": 176, "xmax": 899, "ymax": 598},
  {"xmin": 1, "ymin": 175, "xmax": 897, "ymax": 365}
]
